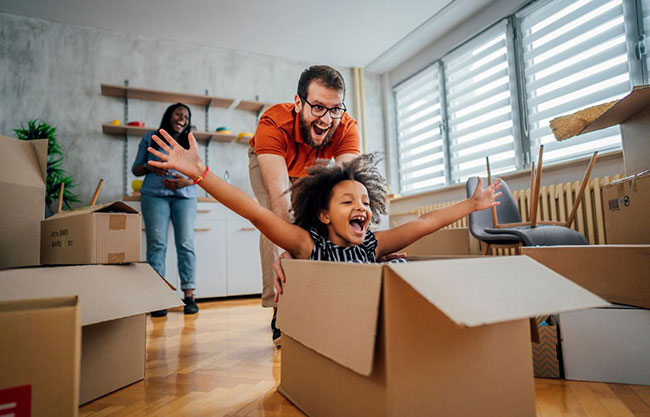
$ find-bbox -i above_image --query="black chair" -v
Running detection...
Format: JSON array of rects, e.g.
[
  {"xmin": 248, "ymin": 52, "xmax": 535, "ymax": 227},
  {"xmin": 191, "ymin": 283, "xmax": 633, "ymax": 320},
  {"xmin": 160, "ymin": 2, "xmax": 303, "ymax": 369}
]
[{"xmin": 466, "ymin": 148, "xmax": 597, "ymax": 255}]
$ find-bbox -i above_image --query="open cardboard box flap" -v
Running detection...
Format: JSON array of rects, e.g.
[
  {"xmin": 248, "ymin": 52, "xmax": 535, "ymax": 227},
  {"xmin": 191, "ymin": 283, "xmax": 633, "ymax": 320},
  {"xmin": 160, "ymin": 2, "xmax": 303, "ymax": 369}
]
[
  {"xmin": 0, "ymin": 263, "xmax": 182, "ymax": 326},
  {"xmin": 576, "ymin": 84, "xmax": 650, "ymax": 136},
  {"xmin": 46, "ymin": 201, "xmax": 139, "ymax": 220},
  {"xmin": 278, "ymin": 256, "xmax": 607, "ymax": 379},
  {"xmin": 0, "ymin": 135, "xmax": 47, "ymax": 188}
]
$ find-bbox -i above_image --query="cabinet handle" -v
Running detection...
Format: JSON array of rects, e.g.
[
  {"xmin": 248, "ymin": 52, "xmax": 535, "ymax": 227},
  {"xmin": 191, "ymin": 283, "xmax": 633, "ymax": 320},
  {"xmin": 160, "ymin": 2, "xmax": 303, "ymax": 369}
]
[
  {"xmin": 197, "ymin": 209, "xmax": 212, "ymax": 214},
  {"xmin": 239, "ymin": 227, "xmax": 256, "ymax": 231},
  {"xmin": 195, "ymin": 227, "xmax": 212, "ymax": 232}
]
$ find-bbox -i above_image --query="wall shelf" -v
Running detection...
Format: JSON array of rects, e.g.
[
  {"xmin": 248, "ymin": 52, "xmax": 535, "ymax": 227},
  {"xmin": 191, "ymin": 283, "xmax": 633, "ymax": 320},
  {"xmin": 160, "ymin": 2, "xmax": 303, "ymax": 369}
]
[
  {"xmin": 101, "ymin": 84, "xmax": 236, "ymax": 108},
  {"xmin": 236, "ymin": 100, "xmax": 272, "ymax": 113},
  {"xmin": 101, "ymin": 124, "xmax": 237, "ymax": 142}
]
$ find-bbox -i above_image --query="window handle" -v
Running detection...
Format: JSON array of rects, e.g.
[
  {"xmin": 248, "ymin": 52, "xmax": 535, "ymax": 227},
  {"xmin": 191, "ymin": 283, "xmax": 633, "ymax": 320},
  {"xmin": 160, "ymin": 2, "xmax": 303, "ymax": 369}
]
[{"xmin": 635, "ymin": 35, "xmax": 646, "ymax": 61}]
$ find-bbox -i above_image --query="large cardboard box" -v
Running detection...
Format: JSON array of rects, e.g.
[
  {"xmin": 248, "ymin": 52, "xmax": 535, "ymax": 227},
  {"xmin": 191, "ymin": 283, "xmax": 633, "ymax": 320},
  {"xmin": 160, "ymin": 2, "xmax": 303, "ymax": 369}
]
[
  {"xmin": 0, "ymin": 134, "xmax": 47, "ymax": 269},
  {"xmin": 559, "ymin": 84, "xmax": 650, "ymax": 176},
  {"xmin": 601, "ymin": 171, "xmax": 650, "ymax": 244},
  {"xmin": 560, "ymin": 304, "xmax": 650, "ymax": 385},
  {"xmin": 0, "ymin": 296, "xmax": 80, "ymax": 416},
  {"xmin": 401, "ymin": 228, "xmax": 480, "ymax": 255},
  {"xmin": 41, "ymin": 201, "xmax": 141, "ymax": 265},
  {"xmin": 0, "ymin": 263, "xmax": 182, "ymax": 404},
  {"xmin": 277, "ymin": 256, "xmax": 606, "ymax": 417},
  {"xmin": 522, "ymin": 245, "xmax": 650, "ymax": 309}
]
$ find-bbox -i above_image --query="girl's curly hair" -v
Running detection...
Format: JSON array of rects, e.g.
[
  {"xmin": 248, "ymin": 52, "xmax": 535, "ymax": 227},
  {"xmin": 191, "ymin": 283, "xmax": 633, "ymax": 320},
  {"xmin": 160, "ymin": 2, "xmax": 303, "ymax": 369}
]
[{"xmin": 288, "ymin": 152, "xmax": 387, "ymax": 237}]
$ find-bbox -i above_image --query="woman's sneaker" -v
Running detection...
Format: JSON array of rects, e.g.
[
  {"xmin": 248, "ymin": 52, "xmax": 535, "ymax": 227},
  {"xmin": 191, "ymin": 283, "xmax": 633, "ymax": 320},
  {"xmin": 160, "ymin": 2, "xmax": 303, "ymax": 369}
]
[
  {"xmin": 183, "ymin": 296, "xmax": 199, "ymax": 314},
  {"xmin": 271, "ymin": 309, "xmax": 282, "ymax": 346},
  {"xmin": 150, "ymin": 309, "xmax": 168, "ymax": 317}
]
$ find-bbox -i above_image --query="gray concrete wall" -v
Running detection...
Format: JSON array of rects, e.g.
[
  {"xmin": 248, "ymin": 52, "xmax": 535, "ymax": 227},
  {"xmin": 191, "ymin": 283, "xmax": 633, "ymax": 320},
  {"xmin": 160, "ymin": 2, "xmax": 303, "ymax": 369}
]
[{"xmin": 1, "ymin": 12, "xmax": 386, "ymax": 207}]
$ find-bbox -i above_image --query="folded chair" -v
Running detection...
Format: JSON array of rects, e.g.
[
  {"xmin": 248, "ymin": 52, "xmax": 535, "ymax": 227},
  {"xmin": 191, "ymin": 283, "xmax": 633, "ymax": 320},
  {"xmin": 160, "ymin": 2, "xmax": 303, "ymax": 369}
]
[{"xmin": 466, "ymin": 146, "xmax": 598, "ymax": 255}]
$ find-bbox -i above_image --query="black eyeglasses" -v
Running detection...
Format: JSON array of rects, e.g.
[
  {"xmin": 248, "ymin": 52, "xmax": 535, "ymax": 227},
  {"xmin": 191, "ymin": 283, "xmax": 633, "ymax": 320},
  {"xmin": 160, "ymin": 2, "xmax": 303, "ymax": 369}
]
[{"xmin": 299, "ymin": 95, "xmax": 347, "ymax": 119}]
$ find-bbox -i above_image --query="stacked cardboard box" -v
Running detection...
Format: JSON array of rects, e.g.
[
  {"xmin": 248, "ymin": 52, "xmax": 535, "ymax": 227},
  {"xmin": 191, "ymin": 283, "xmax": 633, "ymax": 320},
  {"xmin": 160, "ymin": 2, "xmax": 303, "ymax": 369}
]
[
  {"xmin": 0, "ymin": 296, "xmax": 80, "ymax": 417},
  {"xmin": 523, "ymin": 245, "xmax": 650, "ymax": 385},
  {"xmin": 277, "ymin": 256, "xmax": 606, "ymax": 417}
]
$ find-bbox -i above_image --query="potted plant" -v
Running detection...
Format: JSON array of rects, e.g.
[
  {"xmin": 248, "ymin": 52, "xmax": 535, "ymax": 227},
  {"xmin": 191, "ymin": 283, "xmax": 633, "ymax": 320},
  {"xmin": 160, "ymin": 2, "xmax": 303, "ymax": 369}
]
[{"xmin": 14, "ymin": 119, "xmax": 80, "ymax": 216}]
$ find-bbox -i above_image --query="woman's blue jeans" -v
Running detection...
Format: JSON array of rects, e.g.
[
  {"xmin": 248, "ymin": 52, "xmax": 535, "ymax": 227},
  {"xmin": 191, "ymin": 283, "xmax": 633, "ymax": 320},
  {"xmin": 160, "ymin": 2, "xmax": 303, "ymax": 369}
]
[{"xmin": 141, "ymin": 194, "xmax": 197, "ymax": 290}]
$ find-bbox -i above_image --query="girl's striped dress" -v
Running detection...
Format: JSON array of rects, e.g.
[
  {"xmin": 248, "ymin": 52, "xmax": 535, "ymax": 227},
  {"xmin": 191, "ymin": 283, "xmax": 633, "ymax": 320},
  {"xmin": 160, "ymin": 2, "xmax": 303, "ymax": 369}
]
[{"xmin": 308, "ymin": 228, "xmax": 407, "ymax": 263}]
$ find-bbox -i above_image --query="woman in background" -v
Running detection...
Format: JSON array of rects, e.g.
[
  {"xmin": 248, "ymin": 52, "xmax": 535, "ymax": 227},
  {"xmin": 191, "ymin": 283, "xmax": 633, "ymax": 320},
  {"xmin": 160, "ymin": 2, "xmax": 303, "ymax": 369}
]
[{"xmin": 132, "ymin": 103, "xmax": 199, "ymax": 316}]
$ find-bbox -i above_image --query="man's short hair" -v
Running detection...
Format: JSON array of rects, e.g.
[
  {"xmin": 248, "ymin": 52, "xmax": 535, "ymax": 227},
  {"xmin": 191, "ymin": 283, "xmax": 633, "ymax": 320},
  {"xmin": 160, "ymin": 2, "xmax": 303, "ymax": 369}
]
[{"xmin": 297, "ymin": 65, "xmax": 346, "ymax": 99}]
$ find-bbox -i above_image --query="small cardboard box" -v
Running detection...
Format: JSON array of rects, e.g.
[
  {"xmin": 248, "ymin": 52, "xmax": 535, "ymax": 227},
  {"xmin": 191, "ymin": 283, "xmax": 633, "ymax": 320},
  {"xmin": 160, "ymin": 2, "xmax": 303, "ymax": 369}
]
[
  {"xmin": 277, "ymin": 256, "xmax": 606, "ymax": 417},
  {"xmin": 558, "ymin": 84, "xmax": 650, "ymax": 176},
  {"xmin": 560, "ymin": 304, "xmax": 650, "ymax": 385},
  {"xmin": 0, "ymin": 134, "xmax": 47, "ymax": 269},
  {"xmin": 522, "ymin": 245, "xmax": 650, "ymax": 309},
  {"xmin": 401, "ymin": 228, "xmax": 480, "ymax": 255},
  {"xmin": 41, "ymin": 201, "xmax": 141, "ymax": 265},
  {"xmin": 601, "ymin": 171, "xmax": 650, "ymax": 244},
  {"xmin": 0, "ymin": 263, "xmax": 182, "ymax": 404},
  {"xmin": 0, "ymin": 296, "xmax": 81, "ymax": 417}
]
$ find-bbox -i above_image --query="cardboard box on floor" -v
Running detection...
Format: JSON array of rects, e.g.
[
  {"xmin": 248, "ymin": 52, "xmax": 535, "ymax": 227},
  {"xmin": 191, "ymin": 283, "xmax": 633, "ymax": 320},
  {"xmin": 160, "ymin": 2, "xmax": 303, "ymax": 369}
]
[
  {"xmin": 561, "ymin": 84, "xmax": 650, "ymax": 176},
  {"xmin": 560, "ymin": 304, "xmax": 650, "ymax": 386},
  {"xmin": 401, "ymin": 228, "xmax": 480, "ymax": 255},
  {"xmin": 601, "ymin": 171, "xmax": 650, "ymax": 244},
  {"xmin": 0, "ymin": 134, "xmax": 47, "ymax": 269},
  {"xmin": 521, "ymin": 245, "xmax": 650, "ymax": 309},
  {"xmin": 0, "ymin": 296, "xmax": 81, "ymax": 417},
  {"xmin": 277, "ymin": 256, "xmax": 606, "ymax": 417},
  {"xmin": 0, "ymin": 263, "xmax": 182, "ymax": 404},
  {"xmin": 41, "ymin": 201, "xmax": 141, "ymax": 265}
]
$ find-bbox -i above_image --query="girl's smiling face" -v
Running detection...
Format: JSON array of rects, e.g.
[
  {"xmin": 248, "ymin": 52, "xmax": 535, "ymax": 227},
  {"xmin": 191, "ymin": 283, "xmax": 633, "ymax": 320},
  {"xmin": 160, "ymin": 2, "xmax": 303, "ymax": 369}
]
[{"xmin": 319, "ymin": 180, "xmax": 372, "ymax": 246}]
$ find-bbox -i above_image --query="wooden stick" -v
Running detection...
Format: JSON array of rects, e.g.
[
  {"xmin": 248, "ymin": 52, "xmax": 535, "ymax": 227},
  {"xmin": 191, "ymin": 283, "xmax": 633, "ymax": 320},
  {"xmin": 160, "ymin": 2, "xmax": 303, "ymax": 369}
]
[
  {"xmin": 566, "ymin": 151, "xmax": 598, "ymax": 229},
  {"xmin": 529, "ymin": 161, "xmax": 536, "ymax": 222},
  {"xmin": 57, "ymin": 182, "xmax": 65, "ymax": 213},
  {"xmin": 486, "ymin": 157, "xmax": 498, "ymax": 228},
  {"xmin": 530, "ymin": 145, "xmax": 544, "ymax": 227},
  {"xmin": 90, "ymin": 179, "xmax": 104, "ymax": 206}
]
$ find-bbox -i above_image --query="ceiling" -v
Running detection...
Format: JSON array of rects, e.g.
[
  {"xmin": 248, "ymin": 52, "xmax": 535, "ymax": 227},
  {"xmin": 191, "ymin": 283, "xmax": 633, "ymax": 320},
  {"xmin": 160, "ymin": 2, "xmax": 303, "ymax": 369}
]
[{"xmin": 0, "ymin": 0, "xmax": 494, "ymax": 72}]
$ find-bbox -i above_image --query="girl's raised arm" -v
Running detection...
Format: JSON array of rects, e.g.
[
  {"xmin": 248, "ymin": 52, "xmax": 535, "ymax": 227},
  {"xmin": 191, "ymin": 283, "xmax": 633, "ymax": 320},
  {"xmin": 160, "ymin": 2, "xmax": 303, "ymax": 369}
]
[
  {"xmin": 373, "ymin": 177, "xmax": 502, "ymax": 258},
  {"xmin": 147, "ymin": 129, "xmax": 314, "ymax": 259}
]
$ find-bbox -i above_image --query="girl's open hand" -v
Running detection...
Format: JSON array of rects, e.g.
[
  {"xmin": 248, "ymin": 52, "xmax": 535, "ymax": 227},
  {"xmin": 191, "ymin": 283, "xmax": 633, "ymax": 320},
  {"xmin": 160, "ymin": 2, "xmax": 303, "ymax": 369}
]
[
  {"xmin": 470, "ymin": 177, "xmax": 502, "ymax": 211},
  {"xmin": 147, "ymin": 129, "xmax": 205, "ymax": 181}
]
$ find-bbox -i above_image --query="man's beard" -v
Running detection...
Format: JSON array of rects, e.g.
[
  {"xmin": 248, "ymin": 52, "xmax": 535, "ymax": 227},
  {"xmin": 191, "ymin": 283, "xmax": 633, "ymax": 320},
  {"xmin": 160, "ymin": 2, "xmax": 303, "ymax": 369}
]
[{"xmin": 299, "ymin": 110, "xmax": 335, "ymax": 149}]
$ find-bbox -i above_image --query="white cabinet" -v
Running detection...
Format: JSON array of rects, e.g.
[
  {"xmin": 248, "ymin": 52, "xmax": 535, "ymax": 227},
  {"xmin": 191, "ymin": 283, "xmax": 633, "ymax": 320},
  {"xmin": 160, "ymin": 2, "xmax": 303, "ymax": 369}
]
[
  {"xmin": 124, "ymin": 200, "xmax": 258, "ymax": 299},
  {"xmin": 226, "ymin": 212, "xmax": 262, "ymax": 296}
]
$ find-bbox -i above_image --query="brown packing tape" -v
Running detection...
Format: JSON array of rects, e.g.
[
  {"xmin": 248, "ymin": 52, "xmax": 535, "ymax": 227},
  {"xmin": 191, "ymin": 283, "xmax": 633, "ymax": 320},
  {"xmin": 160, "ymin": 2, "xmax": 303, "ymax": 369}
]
[
  {"xmin": 109, "ymin": 214, "xmax": 126, "ymax": 230},
  {"xmin": 108, "ymin": 253, "xmax": 126, "ymax": 263}
]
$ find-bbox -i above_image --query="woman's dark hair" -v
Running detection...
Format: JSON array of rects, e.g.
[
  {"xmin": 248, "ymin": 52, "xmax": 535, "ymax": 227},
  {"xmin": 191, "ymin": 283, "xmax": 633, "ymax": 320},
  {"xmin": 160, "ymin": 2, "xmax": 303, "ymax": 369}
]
[
  {"xmin": 297, "ymin": 65, "xmax": 346, "ymax": 100},
  {"xmin": 157, "ymin": 102, "xmax": 192, "ymax": 150},
  {"xmin": 289, "ymin": 152, "xmax": 387, "ymax": 237}
]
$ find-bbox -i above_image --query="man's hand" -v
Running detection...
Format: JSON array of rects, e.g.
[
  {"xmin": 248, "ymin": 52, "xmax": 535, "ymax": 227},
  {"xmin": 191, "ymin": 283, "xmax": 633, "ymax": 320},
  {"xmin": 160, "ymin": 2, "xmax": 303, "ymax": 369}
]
[
  {"xmin": 273, "ymin": 251, "xmax": 294, "ymax": 303},
  {"xmin": 470, "ymin": 177, "xmax": 503, "ymax": 211},
  {"xmin": 163, "ymin": 173, "xmax": 193, "ymax": 190}
]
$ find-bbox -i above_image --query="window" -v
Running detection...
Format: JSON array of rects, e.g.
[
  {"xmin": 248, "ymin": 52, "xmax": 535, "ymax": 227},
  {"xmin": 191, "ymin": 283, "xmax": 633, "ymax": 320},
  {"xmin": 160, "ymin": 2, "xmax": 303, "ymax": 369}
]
[
  {"xmin": 394, "ymin": 64, "xmax": 445, "ymax": 195},
  {"xmin": 443, "ymin": 21, "xmax": 518, "ymax": 183},
  {"xmin": 518, "ymin": 0, "xmax": 628, "ymax": 164}
]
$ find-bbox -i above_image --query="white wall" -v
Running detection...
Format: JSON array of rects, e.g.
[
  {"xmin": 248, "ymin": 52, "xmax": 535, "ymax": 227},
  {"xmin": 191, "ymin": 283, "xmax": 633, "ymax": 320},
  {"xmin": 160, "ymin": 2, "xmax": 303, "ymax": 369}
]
[{"xmin": 0, "ymin": 12, "xmax": 385, "ymax": 206}]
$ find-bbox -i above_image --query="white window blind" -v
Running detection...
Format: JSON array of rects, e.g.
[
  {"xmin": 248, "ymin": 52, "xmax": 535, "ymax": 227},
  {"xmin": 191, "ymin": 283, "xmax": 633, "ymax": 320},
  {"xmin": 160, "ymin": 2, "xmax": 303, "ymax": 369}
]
[
  {"xmin": 519, "ymin": 0, "xmax": 627, "ymax": 164},
  {"xmin": 394, "ymin": 63, "xmax": 445, "ymax": 195},
  {"xmin": 443, "ymin": 21, "xmax": 517, "ymax": 184}
]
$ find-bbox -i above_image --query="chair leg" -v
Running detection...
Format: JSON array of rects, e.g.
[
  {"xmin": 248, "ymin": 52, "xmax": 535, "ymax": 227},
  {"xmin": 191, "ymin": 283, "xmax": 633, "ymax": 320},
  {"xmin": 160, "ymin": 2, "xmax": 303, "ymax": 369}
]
[{"xmin": 482, "ymin": 243, "xmax": 491, "ymax": 256}]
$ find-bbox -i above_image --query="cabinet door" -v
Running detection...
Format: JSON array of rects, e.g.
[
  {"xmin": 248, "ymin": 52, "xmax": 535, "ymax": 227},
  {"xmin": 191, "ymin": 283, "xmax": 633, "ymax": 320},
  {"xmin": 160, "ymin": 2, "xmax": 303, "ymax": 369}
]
[
  {"xmin": 193, "ymin": 219, "xmax": 228, "ymax": 298},
  {"xmin": 226, "ymin": 214, "xmax": 262, "ymax": 296}
]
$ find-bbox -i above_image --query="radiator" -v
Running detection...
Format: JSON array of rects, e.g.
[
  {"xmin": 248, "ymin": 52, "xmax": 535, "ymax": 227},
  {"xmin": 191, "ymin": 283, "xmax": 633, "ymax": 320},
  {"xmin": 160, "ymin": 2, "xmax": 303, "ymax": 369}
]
[{"xmin": 407, "ymin": 175, "xmax": 623, "ymax": 255}]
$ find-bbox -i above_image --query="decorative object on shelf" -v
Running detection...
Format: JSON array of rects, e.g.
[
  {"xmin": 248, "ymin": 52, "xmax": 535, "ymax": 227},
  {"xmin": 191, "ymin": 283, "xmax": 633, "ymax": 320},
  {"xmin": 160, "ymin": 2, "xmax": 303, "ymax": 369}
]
[
  {"xmin": 14, "ymin": 119, "xmax": 80, "ymax": 216},
  {"xmin": 216, "ymin": 126, "xmax": 232, "ymax": 134},
  {"xmin": 127, "ymin": 121, "xmax": 145, "ymax": 127},
  {"xmin": 111, "ymin": 119, "xmax": 121, "ymax": 125},
  {"xmin": 238, "ymin": 132, "xmax": 253, "ymax": 139},
  {"xmin": 131, "ymin": 179, "xmax": 143, "ymax": 194}
]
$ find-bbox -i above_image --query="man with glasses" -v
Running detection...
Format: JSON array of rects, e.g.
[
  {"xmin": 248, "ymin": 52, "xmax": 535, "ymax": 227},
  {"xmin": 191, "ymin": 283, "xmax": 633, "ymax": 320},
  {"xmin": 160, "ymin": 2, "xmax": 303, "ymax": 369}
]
[{"xmin": 248, "ymin": 65, "xmax": 360, "ymax": 346}]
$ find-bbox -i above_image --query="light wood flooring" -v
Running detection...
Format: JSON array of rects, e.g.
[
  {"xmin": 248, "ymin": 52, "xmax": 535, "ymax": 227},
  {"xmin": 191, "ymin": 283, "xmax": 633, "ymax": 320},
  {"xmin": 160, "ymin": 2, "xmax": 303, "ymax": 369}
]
[{"xmin": 80, "ymin": 298, "xmax": 650, "ymax": 417}]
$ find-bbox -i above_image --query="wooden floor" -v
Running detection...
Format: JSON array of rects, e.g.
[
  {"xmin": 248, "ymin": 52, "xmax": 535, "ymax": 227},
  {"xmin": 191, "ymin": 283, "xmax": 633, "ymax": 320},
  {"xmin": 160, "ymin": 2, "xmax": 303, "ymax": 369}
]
[{"xmin": 80, "ymin": 298, "xmax": 650, "ymax": 417}]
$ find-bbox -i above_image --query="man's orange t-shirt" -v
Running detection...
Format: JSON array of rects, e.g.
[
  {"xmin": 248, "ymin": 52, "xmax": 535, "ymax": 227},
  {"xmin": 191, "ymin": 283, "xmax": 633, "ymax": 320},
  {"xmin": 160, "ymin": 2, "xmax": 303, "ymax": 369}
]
[{"xmin": 249, "ymin": 103, "xmax": 360, "ymax": 178}]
